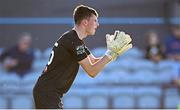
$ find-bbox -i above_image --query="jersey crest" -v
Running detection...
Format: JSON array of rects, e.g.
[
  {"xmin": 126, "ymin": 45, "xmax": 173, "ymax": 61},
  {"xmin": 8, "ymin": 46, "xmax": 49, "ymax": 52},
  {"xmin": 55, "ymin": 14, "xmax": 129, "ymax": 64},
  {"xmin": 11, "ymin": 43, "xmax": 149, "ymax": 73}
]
[{"xmin": 76, "ymin": 45, "xmax": 85, "ymax": 55}]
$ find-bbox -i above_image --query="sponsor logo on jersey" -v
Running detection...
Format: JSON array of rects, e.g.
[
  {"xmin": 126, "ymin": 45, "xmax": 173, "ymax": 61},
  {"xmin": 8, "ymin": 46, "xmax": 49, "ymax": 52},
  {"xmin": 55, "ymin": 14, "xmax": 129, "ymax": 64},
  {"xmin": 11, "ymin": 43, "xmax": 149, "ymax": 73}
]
[{"xmin": 76, "ymin": 45, "xmax": 85, "ymax": 55}]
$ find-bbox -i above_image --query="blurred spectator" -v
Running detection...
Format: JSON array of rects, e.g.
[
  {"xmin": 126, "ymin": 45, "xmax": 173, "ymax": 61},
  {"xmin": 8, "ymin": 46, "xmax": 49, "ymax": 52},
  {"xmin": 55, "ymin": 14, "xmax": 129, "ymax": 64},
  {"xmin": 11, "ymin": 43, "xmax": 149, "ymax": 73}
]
[
  {"xmin": 144, "ymin": 30, "xmax": 166, "ymax": 63},
  {"xmin": 165, "ymin": 25, "xmax": 180, "ymax": 108},
  {"xmin": 165, "ymin": 24, "xmax": 180, "ymax": 61},
  {"xmin": 0, "ymin": 32, "xmax": 34, "ymax": 77}
]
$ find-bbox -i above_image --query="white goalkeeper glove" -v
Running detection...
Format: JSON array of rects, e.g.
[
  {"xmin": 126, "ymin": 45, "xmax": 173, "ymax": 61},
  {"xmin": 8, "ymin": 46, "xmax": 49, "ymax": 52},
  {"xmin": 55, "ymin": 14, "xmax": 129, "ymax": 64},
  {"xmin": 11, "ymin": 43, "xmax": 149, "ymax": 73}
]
[{"xmin": 105, "ymin": 30, "xmax": 133, "ymax": 61}]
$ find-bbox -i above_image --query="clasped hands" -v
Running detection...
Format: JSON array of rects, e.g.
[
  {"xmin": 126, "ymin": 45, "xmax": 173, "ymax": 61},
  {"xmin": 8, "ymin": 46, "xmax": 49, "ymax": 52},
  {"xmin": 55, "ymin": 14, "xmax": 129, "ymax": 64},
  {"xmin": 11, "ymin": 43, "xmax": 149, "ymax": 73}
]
[{"xmin": 105, "ymin": 30, "xmax": 133, "ymax": 61}]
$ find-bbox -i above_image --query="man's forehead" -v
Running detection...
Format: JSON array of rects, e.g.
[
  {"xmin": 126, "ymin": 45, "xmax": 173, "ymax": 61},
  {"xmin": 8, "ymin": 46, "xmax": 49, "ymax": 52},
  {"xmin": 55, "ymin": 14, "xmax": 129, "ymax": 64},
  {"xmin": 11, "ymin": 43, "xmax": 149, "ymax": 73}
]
[{"xmin": 89, "ymin": 14, "xmax": 98, "ymax": 20}]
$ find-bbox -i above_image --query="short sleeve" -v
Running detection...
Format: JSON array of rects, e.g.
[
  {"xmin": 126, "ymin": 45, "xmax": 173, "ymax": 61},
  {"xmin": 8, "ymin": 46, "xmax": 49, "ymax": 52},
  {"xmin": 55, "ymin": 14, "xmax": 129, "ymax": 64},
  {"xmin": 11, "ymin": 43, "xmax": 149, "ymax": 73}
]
[
  {"xmin": 59, "ymin": 37, "xmax": 88, "ymax": 62},
  {"xmin": 59, "ymin": 30, "xmax": 91, "ymax": 62},
  {"xmin": 85, "ymin": 46, "xmax": 91, "ymax": 55},
  {"xmin": 74, "ymin": 44, "xmax": 89, "ymax": 61}
]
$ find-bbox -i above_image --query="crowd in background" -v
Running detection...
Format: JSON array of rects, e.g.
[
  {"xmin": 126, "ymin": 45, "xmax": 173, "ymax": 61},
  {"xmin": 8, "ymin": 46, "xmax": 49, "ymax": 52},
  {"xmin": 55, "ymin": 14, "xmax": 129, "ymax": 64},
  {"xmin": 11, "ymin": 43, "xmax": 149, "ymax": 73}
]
[
  {"xmin": 0, "ymin": 24, "xmax": 179, "ymax": 109},
  {"xmin": 144, "ymin": 25, "xmax": 180, "ymax": 88},
  {"xmin": 0, "ymin": 24, "xmax": 179, "ymax": 81}
]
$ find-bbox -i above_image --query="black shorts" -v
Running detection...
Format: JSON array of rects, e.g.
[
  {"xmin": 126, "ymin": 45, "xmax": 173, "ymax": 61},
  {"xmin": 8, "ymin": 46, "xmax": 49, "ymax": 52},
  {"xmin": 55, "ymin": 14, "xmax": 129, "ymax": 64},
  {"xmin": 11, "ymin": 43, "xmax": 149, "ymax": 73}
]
[{"xmin": 33, "ymin": 82, "xmax": 63, "ymax": 109}]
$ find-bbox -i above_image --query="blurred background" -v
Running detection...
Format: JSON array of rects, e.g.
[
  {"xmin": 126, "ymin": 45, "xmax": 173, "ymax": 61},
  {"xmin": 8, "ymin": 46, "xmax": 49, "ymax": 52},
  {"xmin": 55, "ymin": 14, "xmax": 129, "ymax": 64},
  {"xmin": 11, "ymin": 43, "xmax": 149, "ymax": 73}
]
[{"xmin": 0, "ymin": 0, "xmax": 180, "ymax": 109}]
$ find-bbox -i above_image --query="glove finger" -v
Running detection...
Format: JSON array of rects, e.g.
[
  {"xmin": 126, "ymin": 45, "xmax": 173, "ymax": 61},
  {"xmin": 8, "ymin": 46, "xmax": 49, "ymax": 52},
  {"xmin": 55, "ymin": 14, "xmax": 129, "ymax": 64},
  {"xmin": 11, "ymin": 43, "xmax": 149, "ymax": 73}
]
[
  {"xmin": 106, "ymin": 34, "xmax": 110, "ymax": 39},
  {"xmin": 120, "ymin": 43, "xmax": 133, "ymax": 53},
  {"xmin": 117, "ymin": 43, "xmax": 133, "ymax": 56},
  {"xmin": 115, "ymin": 31, "xmax": 126, "ymax": 41},
  {"xmin": 118, "ymin": 34, "xmax": 132, "ymax": 45},
  {"xmin": 124, "ymin": 34, "xmax": 132, "ymax": 44},
  {"xmin": 115, "ymin": 36, "xmax": 132, "ymax": 49},
  {"xmin": 119, "ymin": 31, "xmax": 126, "ymax": 37},
  {"xmin": 114, "ymin": 30, "xmax": 120, "ymax": 40},
  {"xmin": 110, "ymin": 35, "xmax": 115, "ymax": 41},
  {"xmin": 106, "ymin": 34, "xmax": 111, "ymax": 42}
]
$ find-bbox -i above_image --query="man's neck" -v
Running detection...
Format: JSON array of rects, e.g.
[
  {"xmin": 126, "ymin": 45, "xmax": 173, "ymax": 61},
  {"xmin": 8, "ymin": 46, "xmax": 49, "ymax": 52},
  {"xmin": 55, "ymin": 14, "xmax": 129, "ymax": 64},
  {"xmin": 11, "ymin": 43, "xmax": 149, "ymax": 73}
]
[{"xmin": 73, "ymin": 25, "xmax": 87, "ymax": 40}]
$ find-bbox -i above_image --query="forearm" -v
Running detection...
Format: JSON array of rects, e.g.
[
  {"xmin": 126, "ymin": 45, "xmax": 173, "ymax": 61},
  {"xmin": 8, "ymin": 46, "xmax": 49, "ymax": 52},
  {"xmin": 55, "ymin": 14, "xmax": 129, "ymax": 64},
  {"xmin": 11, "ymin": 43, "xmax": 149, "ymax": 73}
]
[
  {"xmin": 88, "ymin": 54, "xmax": 103, "ymax": 64},
  {"xmin": 80, "ymin": 55, "xmax": 111, "ymax": 78},
  {"xmin": 90, "ymin": 55, "xmax": 110, "ymax": 76},
  {"xmin": 96, "ymin": 57, "xmax": 103, "ymax": 61},
  {"xmin": 92, "ymin": 57, "xmax": 103, "ymax": 64}
]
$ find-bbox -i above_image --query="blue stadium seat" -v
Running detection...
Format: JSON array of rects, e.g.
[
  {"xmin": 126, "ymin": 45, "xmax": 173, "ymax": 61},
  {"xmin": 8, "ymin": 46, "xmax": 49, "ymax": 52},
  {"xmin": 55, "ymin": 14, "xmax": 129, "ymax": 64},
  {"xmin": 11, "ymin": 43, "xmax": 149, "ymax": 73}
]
[
  {"xmin": 165, "ymin": 88, "xmax": 179, "ymax": 96},
  {"xmin": 132, "ymin": 70, "xmax": 157, "ymax": 84},
  {"xmin": 21, "ymin": 72, "xmax": 40, "ymax": 92},
  {"xmin": 105, "ymin": 61, "xmax": 121, "ymax": 72},
  {"xmin": 164, "ymin": 88, "xmax": 180, "ymax": 109},
  {"xmin": 113, "ymin": 95, "xmax": 135, "ymax": 109},
  {"xmin": 34, "ymin": 48, "xmax": 42, "ymax": 60},
  {"xmin": 158, "ymin": 60, "xmax": 178, "ymax": 73},
  {"xmin": 63, "ymin": 95, "xmax": 83, "ymax": 109},
  {"xmin": 138, "ymin": 95, "xmax": 160, "ymax": 108},
  {"xmin": 86, "ymin": 88, "xmax": 109, "ymax": 109},
  {"xmin": 43, "ymin": 47, "xmax": 52, "ymax": 59},
  {"xmin": 63, "ymin": 89, "xmax": 86, "ymax": 109},
  {"xmin": 155, "ymin": 71, "xmax": 173, "ymax": 84},
  {"xmin": 0, "ymin": 96, "xmax": 8, "ymax": 109},
  {"xmin": 0, "ymin": 73, "xmax": 20, "ymax": 92},
  {"xmin": 103, "ymin": 70, "xmax": 130, "ymax": 84},
  {"xmin": 112, "ymin": 59, "xmax": 133, "ymax": 72},
  {"xmin": 118, "ymin": 47, "xmax": 143, "ymax": 59},
  {"xmin": 63, "ymin": 95, "xmax": 84, "ymax": 109},
  {"xmin": 164, "ymin": 95, "xmax": 180, "ymax": 109},
  {"xmin": 78, "ymin": 66, "xmax": 85, "ymax": 74},
  {"xmin": 94, "ymin": 72, "xmax": 107, "ymax": 84},
  {"xmin": 111, "ymin": 87, "xmax": 135, "ymax": 109},
  {"xmin": 136, "ymin": 86, "xmax": 161, "ymax": 108},
  {"xmin": 73, "ymin": 72, "xmax": 96, "ymax": 85},
  {"xmin": 0, "ymin": 66, "xmax": 8, "ymax": 75},
  {"xmin": 22, "ymin": 72, "xmax": 40, "ymax": 83},
  {"xmin": 105, "ymin": 60, "xmax": 133, "ymax": 72},
  {"xmin": 136, "ymin": 86, "xmax": 162, "ymax": 96},
  {"xmin": 11, "ymin": 95, "xmax": 33, "ymax": 109},
  {"xmin": 133, "ymin": 59, "xmax": 157, "ymax": 72},
  {"xmin": 0, "ymin": 70, "xmax": 9, "ymax": 82},
  {"xmin": 0, "ymin": 73, "xmax": 20, "ymax": 83},
  {"xmin": 32, "ymin": 59, "xmax": 47, "ymax": 71}
]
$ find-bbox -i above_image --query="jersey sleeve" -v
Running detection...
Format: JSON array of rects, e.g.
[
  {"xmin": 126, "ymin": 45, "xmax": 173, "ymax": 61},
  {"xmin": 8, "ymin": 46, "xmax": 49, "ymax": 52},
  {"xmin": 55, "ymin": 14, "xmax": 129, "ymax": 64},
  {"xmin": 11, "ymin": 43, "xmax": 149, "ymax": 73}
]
[
  {"xmin": 58, "ymin": 32, "xmax": 91, "ymax": 62},
  {"xmin": 59, "ymin": 39, "xmax": 89, "ymax": 62},
  {"xmin": 74, "ymin": 44, "xmax": 89, "ymax": 62},
  {"xmin": 85, "ymin": 46, "xmax": 91, "ymax": 55}
]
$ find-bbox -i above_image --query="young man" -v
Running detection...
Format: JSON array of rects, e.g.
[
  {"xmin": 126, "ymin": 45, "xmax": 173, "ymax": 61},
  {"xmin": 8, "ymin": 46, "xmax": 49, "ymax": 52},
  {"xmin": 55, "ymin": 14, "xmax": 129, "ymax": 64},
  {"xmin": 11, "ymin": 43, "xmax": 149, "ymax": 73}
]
[{"xmin": 33, "ymin": 5, "xmax": 132, "ymax": 109}]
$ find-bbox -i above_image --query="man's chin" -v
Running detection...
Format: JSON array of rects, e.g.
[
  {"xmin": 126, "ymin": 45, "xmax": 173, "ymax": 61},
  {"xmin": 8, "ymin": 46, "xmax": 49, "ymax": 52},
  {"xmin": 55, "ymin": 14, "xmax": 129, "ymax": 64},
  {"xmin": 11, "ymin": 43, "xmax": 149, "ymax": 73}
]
[
  {"xmin": 88, "ymin": 33, "xmax": 95, "ymax": 36},
  {"xmin": 92, "ymin": 33, "xmax": 95, "ymax": 36},
  {"xmin": 87, "ymin": 30, "xmax": 96, "ymax": 36},
  {"xmin": 91, "ymin": 31, "xmax": 96, "ymax": 35}
]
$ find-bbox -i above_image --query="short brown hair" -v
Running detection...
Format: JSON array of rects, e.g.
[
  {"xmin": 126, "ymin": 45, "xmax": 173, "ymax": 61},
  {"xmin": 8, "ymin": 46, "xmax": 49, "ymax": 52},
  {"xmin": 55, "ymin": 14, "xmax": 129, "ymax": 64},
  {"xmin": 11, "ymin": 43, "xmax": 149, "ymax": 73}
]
[{"xmin": 73, "ymin": 5, "xmax": 98, "ymax": 25}]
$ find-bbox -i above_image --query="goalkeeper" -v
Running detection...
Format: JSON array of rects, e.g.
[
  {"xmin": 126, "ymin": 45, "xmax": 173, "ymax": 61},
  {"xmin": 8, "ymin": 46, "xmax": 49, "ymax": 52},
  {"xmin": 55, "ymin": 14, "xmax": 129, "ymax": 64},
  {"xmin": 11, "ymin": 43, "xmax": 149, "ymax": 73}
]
[{"xmin": 33, "ymin": 5, "xmax": 132, "ymax": 109}]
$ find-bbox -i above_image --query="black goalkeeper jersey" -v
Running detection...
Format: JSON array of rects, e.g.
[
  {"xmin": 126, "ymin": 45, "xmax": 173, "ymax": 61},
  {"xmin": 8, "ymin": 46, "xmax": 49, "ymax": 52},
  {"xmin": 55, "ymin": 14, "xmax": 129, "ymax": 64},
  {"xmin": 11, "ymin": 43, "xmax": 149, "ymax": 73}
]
[{"xmin": 35, "ymin": 30, "xmax": 90, "ymax": 95}]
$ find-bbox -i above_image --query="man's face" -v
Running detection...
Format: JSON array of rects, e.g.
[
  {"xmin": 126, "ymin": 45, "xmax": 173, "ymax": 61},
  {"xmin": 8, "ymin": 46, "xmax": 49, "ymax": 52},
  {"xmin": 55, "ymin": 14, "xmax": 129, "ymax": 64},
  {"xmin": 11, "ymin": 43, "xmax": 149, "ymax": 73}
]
[
  {"xmin": 18, "ymin": 36, "xmax": 32, "ymax": 52},
  {"xmin": 85, "ymin": 14, "xmax": 99, "ymax": 36}
]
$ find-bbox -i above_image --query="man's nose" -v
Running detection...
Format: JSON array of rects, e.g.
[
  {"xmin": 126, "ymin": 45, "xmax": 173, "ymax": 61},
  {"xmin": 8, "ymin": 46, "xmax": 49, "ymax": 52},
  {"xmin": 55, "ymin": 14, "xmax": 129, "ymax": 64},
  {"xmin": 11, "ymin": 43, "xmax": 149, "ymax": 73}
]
[{"xmin": 97, "ymin": 22, "xmax": 99, "ymax": 27}]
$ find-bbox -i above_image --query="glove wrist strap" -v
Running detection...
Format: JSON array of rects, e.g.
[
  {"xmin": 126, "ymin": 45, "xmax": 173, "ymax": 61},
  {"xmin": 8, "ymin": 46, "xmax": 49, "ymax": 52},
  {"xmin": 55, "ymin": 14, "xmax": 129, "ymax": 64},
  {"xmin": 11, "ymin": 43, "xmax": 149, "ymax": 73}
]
[{"xmin": 105, "ymin": 50, "xmax": 118, "ymax": 61}]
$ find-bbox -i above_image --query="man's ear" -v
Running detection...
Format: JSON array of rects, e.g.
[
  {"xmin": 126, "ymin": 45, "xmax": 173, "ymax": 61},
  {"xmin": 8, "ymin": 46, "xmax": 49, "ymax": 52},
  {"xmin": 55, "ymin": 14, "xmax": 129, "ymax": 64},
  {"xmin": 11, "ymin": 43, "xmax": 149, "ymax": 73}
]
[{"xmin": 82, "ymin": 19, "xmax": 88, "ymax": 26}]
